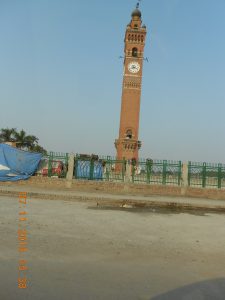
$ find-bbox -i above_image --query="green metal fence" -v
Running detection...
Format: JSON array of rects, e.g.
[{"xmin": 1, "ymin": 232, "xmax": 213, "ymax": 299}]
[
  {"xmin": 100, "ymin": 156, "xmax": 126, "ymax": 182},
  {"xmin": 131, "ymin": 159, "xmax": 182, "ymax": 186},
  {"xmin": 74, "ymin": 154, "xmax": 101, "ymax": 180},
  {"xmin": 188, "ymin": 161, "xmax": 225, "ymax": 188},
  {"xmin": 35, "ymin": 150, "xmax": 225, "ymax": 189},
  {"xmin": 42, "ymin": 151, "xmax": 69, "ymax": 178},
  {"xmin": 74, "ymin": 155, "xmax": 126, "ymax": 182}
]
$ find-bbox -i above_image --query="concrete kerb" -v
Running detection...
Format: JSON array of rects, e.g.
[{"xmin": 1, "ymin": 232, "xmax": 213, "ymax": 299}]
[{"xmin": 1, "ymin": 186, "xmax": 225, "ymax": 213}]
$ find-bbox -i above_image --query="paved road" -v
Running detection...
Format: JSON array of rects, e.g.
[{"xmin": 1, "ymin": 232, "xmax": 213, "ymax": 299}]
[{"xmin": 1, "ymin": 195, "xmax": 225, "ymax": 299}]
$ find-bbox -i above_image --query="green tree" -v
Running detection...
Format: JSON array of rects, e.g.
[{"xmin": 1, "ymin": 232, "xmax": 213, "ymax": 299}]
[
  {"xmin": 13, "ymin": 129, "xmax": 38, "ymax": 149},
  {"xmin": 0, "ymin": 127, "xmax": 47, "ymax": 154},
  {"xmin": 0, "ymin": 128, "xmax": 16, "ymax": 142},
  {"xmin": 29, "ymin": 144, "xmax": 47, "ymax": 155}
]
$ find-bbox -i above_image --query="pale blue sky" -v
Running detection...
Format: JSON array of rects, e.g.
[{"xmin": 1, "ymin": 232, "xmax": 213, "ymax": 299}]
[{"xmin": 1, "ymin": 0, "xmax": 225, "ymax": 163}]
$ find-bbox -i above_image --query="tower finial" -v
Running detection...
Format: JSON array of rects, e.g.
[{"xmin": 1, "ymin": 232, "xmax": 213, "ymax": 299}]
[{"xmin": 136, "ymin": 0, "xmax": 141, "ymax": 9}]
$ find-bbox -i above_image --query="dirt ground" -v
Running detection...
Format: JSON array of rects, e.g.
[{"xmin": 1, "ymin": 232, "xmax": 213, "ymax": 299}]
[{"xmin": 1, "ymin": 194, "xmax": 225, "ymax": 300}]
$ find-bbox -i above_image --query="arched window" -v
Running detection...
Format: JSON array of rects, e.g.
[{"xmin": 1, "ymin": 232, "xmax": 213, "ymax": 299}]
[
  {"xmin": 126, "ymin": 129, "xmax": 132, "ymax": 139},
  {"xmin": 132, "ymin": 47, "xmax": 138, "ymax": 57}
]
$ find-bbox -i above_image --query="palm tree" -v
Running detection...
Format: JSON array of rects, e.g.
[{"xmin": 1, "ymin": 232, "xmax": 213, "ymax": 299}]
[
  {"xmin": 13, "ymin": 129, "xmax": 39, "ymax": 150},
  {"xmin": 30, "ymin": 144, "xmax": 47, "ymax": 155},
  {"xmin": 0, "ymin": 128, "xmax": 16, "ymax": 142},
  {"xmin": 0, "ymin": 127, "xmax": 47, "ymax": 154}
]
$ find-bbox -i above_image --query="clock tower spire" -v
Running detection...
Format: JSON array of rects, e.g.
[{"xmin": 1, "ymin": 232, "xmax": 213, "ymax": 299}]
[{"xmin": 115, "ymin": 4, "xmax": 147, "ymax": 162}]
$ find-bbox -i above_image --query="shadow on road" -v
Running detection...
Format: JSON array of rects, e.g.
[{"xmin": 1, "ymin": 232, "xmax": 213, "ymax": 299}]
[
  {"xmin": 151, "ymin": 278, "xmax": 225, "ymax": 300},
  {"xmin": 90, "ymin": 205, "xmax": 210, "ymax": 216}
]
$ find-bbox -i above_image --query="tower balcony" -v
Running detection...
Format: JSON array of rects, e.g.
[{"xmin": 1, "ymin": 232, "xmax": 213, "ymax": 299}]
[{"xmin": 115, "ymin": 138, "xmax": 142, "ymax": 150}]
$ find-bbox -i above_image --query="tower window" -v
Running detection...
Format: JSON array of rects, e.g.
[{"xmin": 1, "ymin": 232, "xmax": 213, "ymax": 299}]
[
  {"xmin": 126, "ymin": 130, "xmax": 133, "ymax": 139},
  {"xmin": 132, "ymin": 47, "xmax": 138, "ymax": 57},
  {"xmin": 134, "ymin": 24, "xmax": 138, "ymax": 29}
]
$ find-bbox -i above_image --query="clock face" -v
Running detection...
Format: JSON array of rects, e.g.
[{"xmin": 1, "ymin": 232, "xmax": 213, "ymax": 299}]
[{"xmin": 128, "ymin": 61, "xmax": 140, "ymax": 73}]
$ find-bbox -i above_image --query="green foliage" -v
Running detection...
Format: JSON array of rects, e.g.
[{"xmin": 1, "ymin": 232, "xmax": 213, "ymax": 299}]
[
  {"xmin": 30, "ymin": 144, "xmax": 47, "ymax": 155},
  {"xmin": 0, "ymin": 128, "xmax": 16, "ymax": 142},
  {"xmin": 0, "ymin": 127, "xmax": 47, "ymax": 154}
]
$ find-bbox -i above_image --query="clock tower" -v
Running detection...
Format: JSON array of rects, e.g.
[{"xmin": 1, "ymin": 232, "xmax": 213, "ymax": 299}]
[{"xmin": 115, "ymin": 3, "xmax": 147, "ymax": 162}]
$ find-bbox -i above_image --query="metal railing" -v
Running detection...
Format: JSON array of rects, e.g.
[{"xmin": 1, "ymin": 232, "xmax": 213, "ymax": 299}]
[
  {"xmin": 34, "ymin": 151, "xmax": 225, "ymax": 190},
  {"xmin": 131, "ymin": 159, "xmax": 182, "ymax": 186},
  {"xmin": 36, "ymin": 151, "xmax": 69, "ymax": 178},
  {"xmin": 100, "ymin": 156, "xmax": 126, "ymax": 182},
  {"xmin": 188, "ymin": 162, "xmax": 225, "ymax": 189},
  {"xmin": 74, "ymin": 155, "xmax": 126, "ymax": 182}
]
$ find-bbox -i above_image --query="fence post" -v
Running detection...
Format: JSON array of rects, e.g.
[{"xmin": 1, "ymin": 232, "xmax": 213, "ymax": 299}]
[
  {"xmin": 131, "ymin": 160, "xmax": 135, "ymax": 183},
  {"xmin": 180, "ymin": 162, "xmax": 188, "ymax": 196},
  {"xmin": 146, "ymin": 159, "xmax": 152, "ymax": 184},
  {"xmin": 125, "ymin": 160, "xmax": 131, "ymax": 183},
  {"xmin": 74, "ymin": 154, "xmax": 79, "ymax": 179},
  {"xmin": 162, "ymin": 160, "xmax": 167, "ymax": 185},
  {"xmin": 178, "ymin": 161, "xmax": 182, "ymax": 186},
  {"xmin": 122, "ymin": 158, "xmax": 126, "ymax": 182},
  {"xmin": 181, "ymin": 162, "xmax": 188, "ymax": 187},
  {"xmin": 90, "ymin": 158, "xmax": 94, "ymax": 180},
  {"xmin": 218, "ymin": 163, "xmax": 222, "ymax": 189},
  {"xmin": 66, "ymin": 153, "xmax": 75, "ymax": 188},
  {"xmin": 105, "ymin": 156, "xmax": 110, "ymax": 181},
  {"xmin": 48, "ymin": 151, "xmax": 53, "ymax": 177},
  {"xmin": 104, "ymin": 159, "xmax": 109, "ymax": 181},
  {"xmin": 202, "ymin": 163, "xmax": 206, "ymax": 188},
  {"xmin": 187, "ymin": 162, "xmax": 191, "ymax": 186},
  {"xmin": 65, "ymin": 153, "xmax": 69, "ymax": 166}
]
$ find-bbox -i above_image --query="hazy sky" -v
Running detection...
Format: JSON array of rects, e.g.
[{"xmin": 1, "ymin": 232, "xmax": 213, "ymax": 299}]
[{"xmin": 1, "ymin": 0, "xmax": 225, "ymax": 163}]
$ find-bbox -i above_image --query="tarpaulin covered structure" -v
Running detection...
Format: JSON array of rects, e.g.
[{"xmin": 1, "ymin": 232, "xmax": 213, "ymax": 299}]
[
  {"xmin": 0, "ymin": 144, "xmax": 42, "ymax": 181},
  {"xmin": 75, "ymin": 160, "xmax": 103, "ymax": 180}
]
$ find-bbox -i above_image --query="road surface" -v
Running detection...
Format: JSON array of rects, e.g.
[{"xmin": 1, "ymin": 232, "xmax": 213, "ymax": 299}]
[{"xmin": 1, "ymin": 195, "xmax": 225, "ymax": 299}]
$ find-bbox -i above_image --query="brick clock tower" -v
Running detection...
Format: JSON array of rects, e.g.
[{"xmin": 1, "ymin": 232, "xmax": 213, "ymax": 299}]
[{"xmin": 115, "ymin": 3, "xmax": 147, "ymax": 162}]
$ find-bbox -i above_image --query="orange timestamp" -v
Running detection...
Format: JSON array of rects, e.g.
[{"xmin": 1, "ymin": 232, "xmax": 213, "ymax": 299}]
[{"xmin": 18, "ymin": 192, "xmax": 28, "ymax": 289}]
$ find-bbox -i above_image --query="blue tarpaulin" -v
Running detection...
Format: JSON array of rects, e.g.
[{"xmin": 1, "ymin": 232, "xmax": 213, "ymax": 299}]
[
  {"xmin": 75, "ymin": 160, "xmax": 103, "ymax": 180},
  {"xmin": 0, "ymin": 144, "xmax": 42, "ymax": 181}
]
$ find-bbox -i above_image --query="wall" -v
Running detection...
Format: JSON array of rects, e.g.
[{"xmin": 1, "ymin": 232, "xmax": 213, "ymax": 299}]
[{"xmin": 0, "ymin": 176, "xmax": 225, "ymax": 201}]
